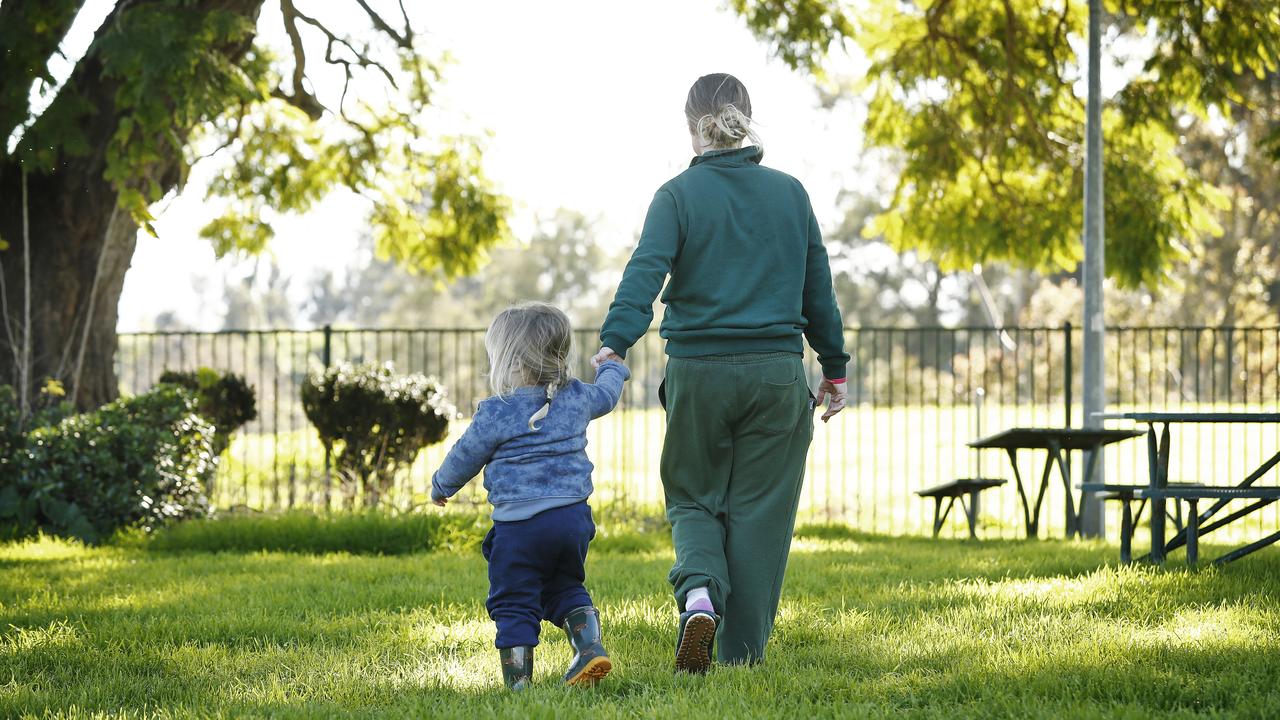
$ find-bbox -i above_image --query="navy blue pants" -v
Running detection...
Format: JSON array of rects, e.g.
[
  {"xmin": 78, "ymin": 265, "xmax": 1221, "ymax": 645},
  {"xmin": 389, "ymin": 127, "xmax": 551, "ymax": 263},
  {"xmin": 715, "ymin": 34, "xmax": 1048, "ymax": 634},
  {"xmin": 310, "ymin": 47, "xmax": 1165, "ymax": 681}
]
[{"xmin": 482, "ymin": 501, "xmax": 595, "ymax": 649}]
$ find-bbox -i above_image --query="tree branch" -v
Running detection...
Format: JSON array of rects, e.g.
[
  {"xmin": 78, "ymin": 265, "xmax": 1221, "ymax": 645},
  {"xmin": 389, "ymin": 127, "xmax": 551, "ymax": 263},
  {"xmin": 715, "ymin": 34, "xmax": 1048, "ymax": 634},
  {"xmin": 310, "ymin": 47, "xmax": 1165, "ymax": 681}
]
[
  {"xmin": 353, "ymin": 0, "xmax": 412, "ymax": 49},
  {"xmin": 277, "ymin": 0, "xmax": 325, "ymax": 119}
]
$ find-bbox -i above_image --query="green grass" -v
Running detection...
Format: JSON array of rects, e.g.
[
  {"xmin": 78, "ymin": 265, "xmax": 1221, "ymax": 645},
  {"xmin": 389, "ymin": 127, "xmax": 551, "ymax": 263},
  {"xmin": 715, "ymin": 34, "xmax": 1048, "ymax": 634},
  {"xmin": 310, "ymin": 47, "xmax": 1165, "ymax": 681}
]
[{"xmin": 4, "ymin": 522, "xmax": 1280, "ymax": 718}]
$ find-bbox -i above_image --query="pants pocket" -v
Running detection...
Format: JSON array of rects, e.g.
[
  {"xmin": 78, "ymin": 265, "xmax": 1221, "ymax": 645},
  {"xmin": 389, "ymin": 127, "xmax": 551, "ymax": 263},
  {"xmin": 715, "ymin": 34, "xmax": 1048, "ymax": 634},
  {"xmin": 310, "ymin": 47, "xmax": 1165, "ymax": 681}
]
[{"xmin": 754, "ymin": 373, "xmax": 806, "ymax": 435}]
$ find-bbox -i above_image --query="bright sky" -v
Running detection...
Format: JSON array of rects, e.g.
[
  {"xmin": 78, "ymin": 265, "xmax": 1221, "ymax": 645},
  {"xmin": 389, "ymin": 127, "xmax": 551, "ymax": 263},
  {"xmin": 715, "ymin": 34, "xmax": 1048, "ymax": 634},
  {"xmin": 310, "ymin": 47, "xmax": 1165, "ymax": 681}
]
[{"xmin": 104, "ymin": 0, "xmax": 870, "ymax": 331}]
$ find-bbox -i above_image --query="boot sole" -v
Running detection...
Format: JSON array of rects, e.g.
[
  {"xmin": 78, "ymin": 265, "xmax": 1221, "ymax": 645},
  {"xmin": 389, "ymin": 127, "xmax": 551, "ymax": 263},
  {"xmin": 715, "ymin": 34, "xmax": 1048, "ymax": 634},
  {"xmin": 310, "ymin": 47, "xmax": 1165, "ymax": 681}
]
[
  {"xmin": 565, "ymin": 656, "xmax": 613, "ymax": 686},
  {"xmin": 675, "ymin": 614, "xmax": 716, "ymax": 674}
]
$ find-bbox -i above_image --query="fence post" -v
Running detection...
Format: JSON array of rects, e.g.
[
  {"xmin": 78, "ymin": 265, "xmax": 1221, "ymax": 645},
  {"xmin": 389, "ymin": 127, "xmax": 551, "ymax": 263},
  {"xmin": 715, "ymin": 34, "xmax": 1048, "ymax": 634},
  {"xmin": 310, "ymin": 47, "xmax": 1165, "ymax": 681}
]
[
  {"xmin": 322, "ymin": 324, "xmax": 332, "ymax": 510},
  {"xmin": 1064, "ymin": 322, "xmax": 1073, "ymax": 427},
  {"xmin": 1064, "ymin": 321, "xmax": 1079, "ymax": 539}
]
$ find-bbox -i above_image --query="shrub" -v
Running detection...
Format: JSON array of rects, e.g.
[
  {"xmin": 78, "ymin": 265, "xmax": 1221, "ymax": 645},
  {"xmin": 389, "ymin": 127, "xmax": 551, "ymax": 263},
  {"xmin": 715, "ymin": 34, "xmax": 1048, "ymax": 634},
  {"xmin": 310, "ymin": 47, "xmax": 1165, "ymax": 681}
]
[
  {"xmin": 0, "ymin": 385, "xmax": 214, "ymax": 544},
  {"xmin": 157, "ymin": 368, "xmax": 257, "ymax": 456},
  {"xmin": 134, "ymin": 509, "xmax": 489, "ymax": 555},
  {"xmin": 301, "ymin": 362, "xmax": 454, "ymax": 507}
]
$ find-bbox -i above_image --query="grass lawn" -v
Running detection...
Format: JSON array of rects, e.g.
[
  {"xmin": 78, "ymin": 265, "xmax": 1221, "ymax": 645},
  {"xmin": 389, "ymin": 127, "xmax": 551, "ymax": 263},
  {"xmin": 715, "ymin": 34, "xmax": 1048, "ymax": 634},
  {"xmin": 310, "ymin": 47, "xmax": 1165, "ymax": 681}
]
[{"xmin": 3, "ymin": 526, "xmax": 1279, "ymax": 718}]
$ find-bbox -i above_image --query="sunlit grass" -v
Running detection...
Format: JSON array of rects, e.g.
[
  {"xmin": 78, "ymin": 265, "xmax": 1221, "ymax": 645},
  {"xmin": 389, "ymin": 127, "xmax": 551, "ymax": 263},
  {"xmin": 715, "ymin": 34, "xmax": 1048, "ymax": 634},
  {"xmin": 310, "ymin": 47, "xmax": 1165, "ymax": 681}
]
[{"xmin": 2, "ymin": 527, "xmax": 1279, "ymax": 718}]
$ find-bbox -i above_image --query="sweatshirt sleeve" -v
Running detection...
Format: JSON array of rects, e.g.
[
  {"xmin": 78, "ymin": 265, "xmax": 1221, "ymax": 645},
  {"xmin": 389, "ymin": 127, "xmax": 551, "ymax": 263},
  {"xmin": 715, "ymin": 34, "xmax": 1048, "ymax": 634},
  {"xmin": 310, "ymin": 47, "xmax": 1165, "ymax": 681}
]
[
  {"xmin": 599, "ymin": 189, "xmax": 681, "ymax": 358},
  {"xmin": 582, "ymin": 360, "xmax": 631, "ymax": 419},
  {"xmin": 801, "ymin": 206, "xmax": 850, "ymax": 380},
  {"xmin": 431, "ymin": 401, "xmax": 502, "ymax": 501}
]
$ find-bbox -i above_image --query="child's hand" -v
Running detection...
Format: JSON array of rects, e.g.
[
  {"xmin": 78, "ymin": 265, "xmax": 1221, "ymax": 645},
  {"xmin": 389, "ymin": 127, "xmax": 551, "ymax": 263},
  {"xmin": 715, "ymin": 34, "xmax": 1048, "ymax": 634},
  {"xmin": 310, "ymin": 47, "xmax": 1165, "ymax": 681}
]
[{"xmin": 433, "ymin": 496, "xmax": 448, "ymax": 507}]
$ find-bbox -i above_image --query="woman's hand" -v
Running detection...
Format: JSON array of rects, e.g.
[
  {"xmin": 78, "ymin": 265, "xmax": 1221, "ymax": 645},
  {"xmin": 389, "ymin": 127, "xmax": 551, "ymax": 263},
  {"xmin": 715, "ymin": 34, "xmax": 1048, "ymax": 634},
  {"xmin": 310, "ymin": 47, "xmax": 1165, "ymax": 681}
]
[
  {"xmin": 815, "ymin": 378, "xmax": 847, "ymax": 423},
  {"xmin": 591, "ymin": 346, "xmax": 623, "ymax": 369}
]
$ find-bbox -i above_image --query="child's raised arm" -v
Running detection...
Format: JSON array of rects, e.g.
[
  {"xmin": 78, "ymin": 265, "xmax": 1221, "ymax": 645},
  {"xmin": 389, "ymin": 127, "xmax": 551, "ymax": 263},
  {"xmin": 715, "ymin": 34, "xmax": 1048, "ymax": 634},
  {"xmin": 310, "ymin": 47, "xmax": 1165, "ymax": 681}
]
[
  {"xmin": 431, "ymin": 401, "xmax": 502, "ymax": 505},
  {"xmin": 583, "ymin": 359, "xmax": 631, "ymax": 419}
]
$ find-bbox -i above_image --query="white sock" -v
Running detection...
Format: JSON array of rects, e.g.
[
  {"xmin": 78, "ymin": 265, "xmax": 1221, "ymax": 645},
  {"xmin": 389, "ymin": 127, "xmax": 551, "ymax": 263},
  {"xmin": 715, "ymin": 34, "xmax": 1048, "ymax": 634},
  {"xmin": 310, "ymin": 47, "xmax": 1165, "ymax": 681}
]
[{"xmin": 686, "ymin": 587, "xmax": 713, "ymax": 612}]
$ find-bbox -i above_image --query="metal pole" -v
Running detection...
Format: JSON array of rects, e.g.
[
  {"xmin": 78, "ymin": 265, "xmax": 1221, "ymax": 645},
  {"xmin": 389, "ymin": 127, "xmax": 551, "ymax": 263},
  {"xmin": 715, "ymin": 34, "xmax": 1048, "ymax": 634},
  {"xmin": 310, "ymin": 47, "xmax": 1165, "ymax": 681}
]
[
  {"xmin": 322, "ymin": 324, "xmax": 333, "ymax": 509},
  {"xmin": 1080, "ymin": 0, "xmax": 1107, "ymax": 538}
]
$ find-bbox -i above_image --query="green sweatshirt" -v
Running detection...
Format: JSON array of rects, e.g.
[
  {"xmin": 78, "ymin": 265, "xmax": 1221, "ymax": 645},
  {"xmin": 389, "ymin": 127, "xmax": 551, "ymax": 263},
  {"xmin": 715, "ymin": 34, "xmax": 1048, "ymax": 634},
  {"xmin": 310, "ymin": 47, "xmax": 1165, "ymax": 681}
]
[{"xmin": 600, "ymin": 145, "xmax": 850, "ymax": 380}]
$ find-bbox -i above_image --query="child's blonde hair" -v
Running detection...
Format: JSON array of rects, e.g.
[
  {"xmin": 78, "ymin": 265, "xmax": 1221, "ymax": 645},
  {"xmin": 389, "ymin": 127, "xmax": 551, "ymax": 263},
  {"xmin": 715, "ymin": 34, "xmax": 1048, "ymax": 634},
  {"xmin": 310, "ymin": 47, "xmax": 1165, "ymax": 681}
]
[
  {"xmin": 685, "ymin": 73, "xmax": 762, "ymax": 151},
  {"xmin": 485, "ymin": 302, "xmax": 574, "ymax": 430}
]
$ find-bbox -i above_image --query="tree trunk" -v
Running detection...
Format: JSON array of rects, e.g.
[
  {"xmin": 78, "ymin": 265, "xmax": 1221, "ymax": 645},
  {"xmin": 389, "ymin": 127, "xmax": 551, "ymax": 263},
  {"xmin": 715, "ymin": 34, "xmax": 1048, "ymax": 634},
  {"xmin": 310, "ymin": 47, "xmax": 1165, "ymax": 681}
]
[{"xmin": 0, "ymin": 0, "xmax": 264, "ymax": 411}]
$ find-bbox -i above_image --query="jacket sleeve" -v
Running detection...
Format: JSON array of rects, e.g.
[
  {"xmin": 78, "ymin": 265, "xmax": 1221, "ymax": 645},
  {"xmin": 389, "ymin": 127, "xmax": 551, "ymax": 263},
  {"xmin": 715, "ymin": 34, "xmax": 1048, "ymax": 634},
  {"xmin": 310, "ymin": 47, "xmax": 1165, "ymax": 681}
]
[
  {"xmin": 801, "ymin": 206, "xmax": 850, "ymax": 380},
  {"xmin": 599, "ymin": 189, "xmax": 681, "ymax": 358},
  {"xmin": 581, "ymin": 361, "xmax": 631, "ymax": 419},
  {"xmin": 431, "ymin": 401, "xmax": 502, "ymax": 501}
]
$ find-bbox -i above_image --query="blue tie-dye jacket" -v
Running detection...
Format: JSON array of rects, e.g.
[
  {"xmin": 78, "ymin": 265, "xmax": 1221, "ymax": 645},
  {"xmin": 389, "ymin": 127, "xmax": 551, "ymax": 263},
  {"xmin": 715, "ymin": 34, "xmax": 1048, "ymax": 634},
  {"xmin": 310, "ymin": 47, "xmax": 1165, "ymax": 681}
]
[{"xmin": 430, "ymin": 361, "xmax": 630, "ymax": 521}]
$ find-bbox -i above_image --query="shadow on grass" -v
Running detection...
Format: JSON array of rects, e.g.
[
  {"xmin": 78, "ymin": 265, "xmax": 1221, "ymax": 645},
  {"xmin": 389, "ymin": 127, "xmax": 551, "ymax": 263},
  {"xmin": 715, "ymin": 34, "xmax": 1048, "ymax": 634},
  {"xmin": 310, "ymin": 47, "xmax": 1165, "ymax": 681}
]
[{"xmin": 3, "ymin": 529, "xmax": 1279, "ymax": 718}]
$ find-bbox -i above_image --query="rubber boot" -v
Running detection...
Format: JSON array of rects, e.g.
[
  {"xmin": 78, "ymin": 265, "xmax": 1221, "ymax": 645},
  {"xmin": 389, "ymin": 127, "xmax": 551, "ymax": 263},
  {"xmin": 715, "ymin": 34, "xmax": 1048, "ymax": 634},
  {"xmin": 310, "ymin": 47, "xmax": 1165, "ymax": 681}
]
[
  {"xmin": 499, "ymin": 646, "xmax": 533, "ymax": 690},
  {"xmin": 560, "ymin": 605, "xmax": 613, "ymax": 685},
  {"xmin": 675, "ymin": 609, "xmax": 718, "ymax": 674}
]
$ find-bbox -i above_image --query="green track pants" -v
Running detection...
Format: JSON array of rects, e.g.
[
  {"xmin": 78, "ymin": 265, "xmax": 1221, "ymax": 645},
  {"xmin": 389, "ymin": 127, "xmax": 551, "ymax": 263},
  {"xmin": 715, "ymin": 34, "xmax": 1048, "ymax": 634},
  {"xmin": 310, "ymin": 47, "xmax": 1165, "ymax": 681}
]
[{"xmin": 660, "ymin": 352, "xmax": 814, "ymax": 664}]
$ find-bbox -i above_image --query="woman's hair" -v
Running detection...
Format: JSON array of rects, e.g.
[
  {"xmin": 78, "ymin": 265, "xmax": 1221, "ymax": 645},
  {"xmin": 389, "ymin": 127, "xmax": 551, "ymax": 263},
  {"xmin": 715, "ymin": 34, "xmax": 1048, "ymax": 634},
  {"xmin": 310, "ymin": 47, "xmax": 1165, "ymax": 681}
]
[
  {"xmin": 685, "ymin": 73, "xmax": 762, "ymax": 151},
  {"xmin": 484, "ymin": 301, "xmax": 574, "ymax": 430}
]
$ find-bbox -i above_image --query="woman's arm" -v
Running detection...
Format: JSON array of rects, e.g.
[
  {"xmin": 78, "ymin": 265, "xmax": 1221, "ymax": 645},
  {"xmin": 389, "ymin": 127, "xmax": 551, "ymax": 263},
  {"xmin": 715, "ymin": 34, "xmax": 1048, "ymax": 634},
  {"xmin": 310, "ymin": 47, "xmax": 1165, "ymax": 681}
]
[
  {"xmin": 599, "ymin": 189, "xmax": 682, "ymax": 358},
  {"xmin": 801, "ymin": 207, "xmax": 851, "ymax": 382}
]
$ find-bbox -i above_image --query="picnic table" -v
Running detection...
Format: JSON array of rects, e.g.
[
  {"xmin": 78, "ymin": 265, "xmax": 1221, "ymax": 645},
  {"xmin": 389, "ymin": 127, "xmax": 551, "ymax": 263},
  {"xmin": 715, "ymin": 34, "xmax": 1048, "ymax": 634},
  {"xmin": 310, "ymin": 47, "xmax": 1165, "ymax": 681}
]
[
  {"xmin": 1088, "ymin": 412, "xmax": 1280, "ymax": 565},
  {"xmin": 969, "ymin": 427, "xmax": 1142, "ymax": 538}
]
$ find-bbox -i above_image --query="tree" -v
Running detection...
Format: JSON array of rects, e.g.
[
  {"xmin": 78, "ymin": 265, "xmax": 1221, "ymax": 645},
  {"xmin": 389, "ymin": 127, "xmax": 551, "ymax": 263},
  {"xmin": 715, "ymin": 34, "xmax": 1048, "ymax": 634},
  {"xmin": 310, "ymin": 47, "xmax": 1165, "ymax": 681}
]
[
  {"xmin": 0, "ymin": 0, "xmax": 510, "ymax": 410},
  {"xmin": 729, "ymin": 0, "xmax": 1280, "ymax": 287},
  {"xmin": 304, "ymin": 209, "xmax": 619, "ymax": 329}
]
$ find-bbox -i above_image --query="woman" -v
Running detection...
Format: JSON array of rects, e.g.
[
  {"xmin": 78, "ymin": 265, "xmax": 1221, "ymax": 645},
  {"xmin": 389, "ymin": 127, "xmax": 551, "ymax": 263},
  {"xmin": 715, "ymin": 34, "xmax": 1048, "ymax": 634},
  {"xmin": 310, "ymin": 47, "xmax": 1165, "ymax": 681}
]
[{"xmin": 592, "ymin": 73, "xmax": 849, "ymax": 672}]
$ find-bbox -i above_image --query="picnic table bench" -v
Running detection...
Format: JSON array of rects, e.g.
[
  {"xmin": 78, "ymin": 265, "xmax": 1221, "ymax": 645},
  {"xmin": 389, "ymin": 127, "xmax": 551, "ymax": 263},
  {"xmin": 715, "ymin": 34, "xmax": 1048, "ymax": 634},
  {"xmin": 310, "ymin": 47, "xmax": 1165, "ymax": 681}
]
[
  {"xmin": 917, "ymin": 478, "xmax": 1006, "ymax": 538},
  {"xmin": 1091, "ymin": 412, "xmax": 1280, "ymax": 566},
  {"xmin": 969, "ymin": 428, "xmax": 1142, "ymax": 538}
]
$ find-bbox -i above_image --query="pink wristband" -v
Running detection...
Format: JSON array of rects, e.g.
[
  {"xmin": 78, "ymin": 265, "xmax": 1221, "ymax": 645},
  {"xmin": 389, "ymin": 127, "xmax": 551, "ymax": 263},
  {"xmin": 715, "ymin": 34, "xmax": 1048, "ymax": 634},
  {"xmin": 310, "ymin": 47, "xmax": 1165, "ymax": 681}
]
[{"xmin": 826, "ymin": 377, "xmax": 846, "ymax": 385}]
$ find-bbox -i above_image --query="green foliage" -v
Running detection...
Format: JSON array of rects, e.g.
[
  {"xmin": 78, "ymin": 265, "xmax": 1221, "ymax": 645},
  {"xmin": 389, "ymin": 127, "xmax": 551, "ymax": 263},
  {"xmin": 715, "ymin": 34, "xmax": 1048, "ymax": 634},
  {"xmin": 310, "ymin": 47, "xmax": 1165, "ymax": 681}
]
[
  {"xmin": 1113, "ymin": 0, "xmax": 1280, "ymax": 128},
  {"xmin": 731, "ymin": 0, "xmax": 1279, "ymax": 287},
  {"xmin": 301, "ymin": 362, "xmax": 454, "ymax": 508},
  {"xmin": 97, "ymin": 4, "xmax": 262, "ymax": 233},
  {"xmin": 0, "ymin": 0, "xmax": 83, "ymax": 140},
  {"xmin": 307, "ymin": 209, "xmax": 619, "ymax": 329},
  {"xmin": 193, "ymin": 23, "xmax": 511, "ymax": 277},
  {"xmin": 158, "ymin": 367, "xmax": 258, "ymax": 456},
  {"xmin": 727, "ymin": 0, "xmax": 855, "ymax": 78},
  {"xmin": 7, "ymin": 0, "xmax": 510, "ymax": 283},
  {"xmin": 0, "ymin": 385, "xmax": 213, "ymax": 544}
]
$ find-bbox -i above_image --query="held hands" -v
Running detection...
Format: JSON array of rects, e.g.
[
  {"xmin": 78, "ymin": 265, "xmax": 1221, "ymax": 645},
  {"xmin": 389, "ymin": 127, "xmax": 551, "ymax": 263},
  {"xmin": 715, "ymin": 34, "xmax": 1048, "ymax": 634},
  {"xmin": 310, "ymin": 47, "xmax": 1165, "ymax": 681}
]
[
  {"xmin": 433, "ymin": 497, "xmax": 448, "ymax": 507},
  {"xmin": 591, "ymin": 346, "xmax": 625, "ymax": 369},
  {"xmin": 815, "ymin": 378, "xmax": 847, "ymax": 423}
]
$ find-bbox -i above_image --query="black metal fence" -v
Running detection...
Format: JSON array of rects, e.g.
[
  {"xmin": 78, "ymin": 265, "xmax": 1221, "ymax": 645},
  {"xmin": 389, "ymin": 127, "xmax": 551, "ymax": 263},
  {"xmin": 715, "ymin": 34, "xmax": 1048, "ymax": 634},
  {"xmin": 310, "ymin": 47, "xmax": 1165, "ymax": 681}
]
[{"xmin": 115, "ymin": 325, "xmax": 1280, "ymax": 539}]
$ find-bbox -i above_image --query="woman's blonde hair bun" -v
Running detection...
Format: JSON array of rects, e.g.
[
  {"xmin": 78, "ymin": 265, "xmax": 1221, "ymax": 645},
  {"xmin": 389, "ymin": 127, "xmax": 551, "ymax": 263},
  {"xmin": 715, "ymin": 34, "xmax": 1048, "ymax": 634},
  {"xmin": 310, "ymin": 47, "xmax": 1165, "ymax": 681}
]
[{"xmin": 686, "ymin": 73, "xmax": 762, "ymax": 151}]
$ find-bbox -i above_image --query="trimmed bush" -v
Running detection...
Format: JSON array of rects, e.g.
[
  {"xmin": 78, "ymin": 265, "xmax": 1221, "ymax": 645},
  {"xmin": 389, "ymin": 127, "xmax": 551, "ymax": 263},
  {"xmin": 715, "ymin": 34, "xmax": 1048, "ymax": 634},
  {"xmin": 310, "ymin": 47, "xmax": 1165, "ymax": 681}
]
[
  {"xmin": 0, "ymin": 385, "xmax": 214, "ymax": 544},
  {"xmin": 301, "ymin": 362, "xmax": 454, "ymax": 507},
  {"xmin": 157, "ymin": 368, "xmax": 257, "ymax": 456},
  {"xmin": 134, "ymin": 509, "xmax": 489, "ymax": 555}
]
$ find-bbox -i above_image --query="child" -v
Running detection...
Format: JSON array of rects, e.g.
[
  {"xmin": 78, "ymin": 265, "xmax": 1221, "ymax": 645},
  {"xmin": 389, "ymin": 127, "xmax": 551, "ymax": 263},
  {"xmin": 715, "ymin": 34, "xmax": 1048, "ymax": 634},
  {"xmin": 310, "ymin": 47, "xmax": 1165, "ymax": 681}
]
[{"xmin": 431, "ymin": 302, "xmax": 629, "ymax": 690}]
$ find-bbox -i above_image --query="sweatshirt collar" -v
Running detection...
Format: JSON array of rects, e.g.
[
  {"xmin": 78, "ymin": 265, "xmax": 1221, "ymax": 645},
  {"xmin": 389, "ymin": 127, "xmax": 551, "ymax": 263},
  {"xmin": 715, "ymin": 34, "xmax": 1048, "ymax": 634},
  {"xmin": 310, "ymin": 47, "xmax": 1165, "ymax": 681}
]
[{"xmin": 690, "ymin": 145, "xmax": 764, "ymax": 167}]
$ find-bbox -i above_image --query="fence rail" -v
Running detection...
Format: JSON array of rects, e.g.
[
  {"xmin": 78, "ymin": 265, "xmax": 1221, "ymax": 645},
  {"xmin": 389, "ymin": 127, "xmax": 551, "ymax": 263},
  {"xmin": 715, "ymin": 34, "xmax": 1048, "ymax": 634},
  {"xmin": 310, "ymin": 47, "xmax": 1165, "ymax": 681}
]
[{"xmin": 115, "ymin": 325, "xmax": 1280, "ymax": 540}]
